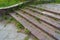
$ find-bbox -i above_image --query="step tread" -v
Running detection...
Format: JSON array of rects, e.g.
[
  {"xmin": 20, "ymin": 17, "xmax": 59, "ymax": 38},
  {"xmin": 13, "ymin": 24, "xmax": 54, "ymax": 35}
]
[
  {"xmin": 26, "ymin": 7, "xmax": 60, "ymax": 20},
  {"xmin": 29, "ymin": 5, "xmax": 60, "ymax": 15},
  {"xmin": 9, "ymin": 13, "xmax": 55, "ymax": 40},
  {"xmin": 21, "ymin": 8, "xmax": 60, "ymax": 29},
  {"xmin": 15, "ymin": 10, "xmax": 60, "ymax": 40},
  {"xmin": 17, "ymin": 9, "xmax": 59, "ymax": 31}
]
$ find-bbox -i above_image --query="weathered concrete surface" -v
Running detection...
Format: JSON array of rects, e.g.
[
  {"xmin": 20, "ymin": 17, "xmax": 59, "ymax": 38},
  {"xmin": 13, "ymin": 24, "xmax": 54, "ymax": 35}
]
[
  {"xmin": 32, "ymin": 4, "xmax": 60, "ymax": 13},
  {"xmin": 0, "ymin": 20, "xmax": 32, "ymax": 40}
]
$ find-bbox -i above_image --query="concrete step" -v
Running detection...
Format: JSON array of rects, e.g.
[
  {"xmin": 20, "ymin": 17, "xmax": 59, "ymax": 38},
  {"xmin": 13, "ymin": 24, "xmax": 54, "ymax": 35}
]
[
  {"xmin": 26, "ymin": 7, "xmax": 60, "ymax": 20},
  {"xmin": 21, "ymin": 8, "xmax": 60, "ymax": 30},
  {"xmin": 9, "ymin": 13, "xmax": 55, "ymax": 40},
  {"xmin": 15, "ymin": 10, "xmax": 60, "ymax": 40},
  {"xmin": 29, "ymin": 5, "xmax": 60, "ymax": 15}
]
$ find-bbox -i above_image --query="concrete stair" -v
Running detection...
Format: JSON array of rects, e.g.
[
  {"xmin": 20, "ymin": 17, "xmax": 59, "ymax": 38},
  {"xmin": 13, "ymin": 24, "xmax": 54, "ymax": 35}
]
[{"xmin": 9, "ymin": 6, "xmax": 60, "ymax": 40}]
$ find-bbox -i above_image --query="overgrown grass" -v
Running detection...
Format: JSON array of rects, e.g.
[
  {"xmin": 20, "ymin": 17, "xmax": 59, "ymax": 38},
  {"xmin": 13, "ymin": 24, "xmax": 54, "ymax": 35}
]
[
  {"xmin": 24, "ymin": 28, "xmax": 31, "ymax": 34},
  {"xmin": 55, "ymin": 0, "xmax": 60, "ymax": 3},
  {"xmin": 0, "ymin": 0, "xmax": 21, "ymax": 7}
]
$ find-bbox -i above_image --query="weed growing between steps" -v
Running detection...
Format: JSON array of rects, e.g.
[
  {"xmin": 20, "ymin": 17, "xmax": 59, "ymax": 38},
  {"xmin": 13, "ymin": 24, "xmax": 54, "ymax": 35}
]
[{"xmin": 24, "ymin": 28, "xmax": 31, "ymax": 34}]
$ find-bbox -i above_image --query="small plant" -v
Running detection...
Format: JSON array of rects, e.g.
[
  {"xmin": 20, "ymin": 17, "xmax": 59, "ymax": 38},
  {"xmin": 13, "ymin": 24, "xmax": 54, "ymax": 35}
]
[
  {"xmin": 55, "ymin": 0, "xmax": 60, "ymax": 3},
  {"xmin": 24, "ymin": 28, "xmax": 31, "ymax": 34},
  {"xmin": 16, "ymin": 22, "xmax": 24, "ymax": 29}
]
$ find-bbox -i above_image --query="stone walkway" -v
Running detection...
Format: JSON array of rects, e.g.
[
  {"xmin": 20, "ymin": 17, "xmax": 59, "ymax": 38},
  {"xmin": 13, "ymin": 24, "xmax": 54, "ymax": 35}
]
[{"xmin": 0, "ymin": 20, "xmax": 32, "ymax": 40}]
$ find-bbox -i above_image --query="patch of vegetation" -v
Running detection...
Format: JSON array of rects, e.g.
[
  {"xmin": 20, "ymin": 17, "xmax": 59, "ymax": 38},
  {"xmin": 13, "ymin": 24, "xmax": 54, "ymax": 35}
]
[
  {"xmin": 0, "ymin": 0, "xmax": 21, "ymax": 7},
  {"xmin": 16, "ymin": 22, "xmax": 24, "ymax": 30},
  {"xmin": 55, "ymin": 0, "xmax": 60, "ymax": 3},
  {"xmin": 52, "ymin": 17, "xmax": 59, "ymax": 21},
  {"xmin": 8, "ymin": 17, "xmax": 24, "ymax": 29},
  {"xmin": 28, "ymin": 0, "xmax": 55, "ymax": 5},
  {"xmin": 1, "ymin": 13, "xmax": 30, "ymax": 34},
  {"xmin": 24, "ymin": 28, "xmax": 31, "ymax": 34},
  {"xmin": 35, "ymin": 17, "xmax": 41, "ymax": 23}
]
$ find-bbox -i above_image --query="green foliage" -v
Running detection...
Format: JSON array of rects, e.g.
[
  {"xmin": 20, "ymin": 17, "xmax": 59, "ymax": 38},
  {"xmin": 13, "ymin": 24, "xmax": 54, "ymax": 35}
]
[
  {"xmin": 0, "ymin": 0, "xmax": 21, "ymax": 7},
  {"xmin": 24, "ymin": 28, "xmax": 30, "ymax": 34},
  {"xmin": 55, "ymin": 0, "xmax": 60, "ymax": 3},
  {"xmin": 25, "ymin": 0, "xmax": 55, "ymax": 5},
  {"xmin": 16, "ymin": 22, "xmax": 24, "ymax": 29}
]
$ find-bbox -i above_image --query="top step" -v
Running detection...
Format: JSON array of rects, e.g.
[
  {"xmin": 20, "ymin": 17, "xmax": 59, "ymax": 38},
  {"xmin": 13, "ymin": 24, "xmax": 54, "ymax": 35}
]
[{"xmin": 30, "ymin": 4, "xmax": 60, "ymax": 15}]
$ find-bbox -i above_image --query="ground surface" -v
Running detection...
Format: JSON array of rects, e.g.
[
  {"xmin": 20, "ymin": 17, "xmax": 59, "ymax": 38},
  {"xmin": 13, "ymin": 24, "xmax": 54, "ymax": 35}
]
[{"xmin": 0, "ymin": 20, "xmax": 32, "ymax": 40}]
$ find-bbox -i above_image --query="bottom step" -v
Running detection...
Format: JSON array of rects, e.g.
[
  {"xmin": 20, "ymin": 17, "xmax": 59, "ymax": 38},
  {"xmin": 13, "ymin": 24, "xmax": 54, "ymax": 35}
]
[{"xmin": 9, "ymin": 13, "xmax": 55, "ymax": 40}]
